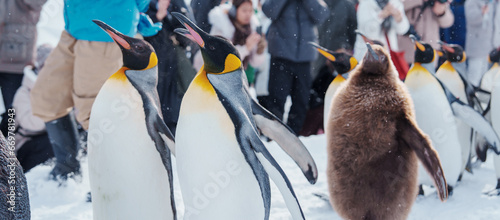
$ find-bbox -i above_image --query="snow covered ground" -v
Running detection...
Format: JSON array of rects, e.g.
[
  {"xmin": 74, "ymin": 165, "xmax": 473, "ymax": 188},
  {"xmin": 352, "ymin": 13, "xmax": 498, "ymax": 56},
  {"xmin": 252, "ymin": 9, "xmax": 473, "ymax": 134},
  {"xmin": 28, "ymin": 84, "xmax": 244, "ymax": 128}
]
[
  {"xmin": 26, "ymin": 134, "xmax": 500, "ymax": 220},
  {"xmin": 22, "ymin": 1, "xmax": 500, "ymax": 219}
]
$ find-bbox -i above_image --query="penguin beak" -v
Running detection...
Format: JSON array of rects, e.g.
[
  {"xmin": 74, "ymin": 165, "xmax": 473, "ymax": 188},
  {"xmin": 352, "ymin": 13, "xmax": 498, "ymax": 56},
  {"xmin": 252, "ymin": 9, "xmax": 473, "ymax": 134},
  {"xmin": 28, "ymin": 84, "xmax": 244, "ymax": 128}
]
[
  {"xmin": 410, "ymin": 35, "xmax": 426, "ymax": 52},
  {"xmin": 356, "ymin": 30, "xmax": 372, "ymax": 44},
  {"xmin": 366, "ymin": 43, "xmax": 379, "ymax": 61},
  {"xmin": 172, "ymin": 12, "xmax": 206, "ymax": 48},
  {"xmin": 93, "ymin": 20, "xmax": 131, "ymax": 50},
  {"xmin": 439, "ymin": 41, "xmax": 455, "ymax": 54},
  {"xmin": 309, "ymin": 42, "xmax": 336, "ymax": 62}
]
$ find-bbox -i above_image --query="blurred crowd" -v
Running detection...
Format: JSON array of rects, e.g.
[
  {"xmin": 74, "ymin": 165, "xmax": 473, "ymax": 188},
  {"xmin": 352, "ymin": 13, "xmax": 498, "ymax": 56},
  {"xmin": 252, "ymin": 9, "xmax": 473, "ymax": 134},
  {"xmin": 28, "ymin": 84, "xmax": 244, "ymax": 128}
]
[{"xmin": 0, "ymin": 0, "xmax": 499, "ymax": 181}]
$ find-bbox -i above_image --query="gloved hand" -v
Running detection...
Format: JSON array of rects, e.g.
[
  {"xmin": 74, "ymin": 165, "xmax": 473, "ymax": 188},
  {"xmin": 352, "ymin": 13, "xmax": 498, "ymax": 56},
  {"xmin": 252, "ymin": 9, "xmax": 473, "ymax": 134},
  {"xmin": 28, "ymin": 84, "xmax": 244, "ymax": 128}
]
[{"xmin": 138, "ymin": 13, "xmax": 163, "ymax": 37}]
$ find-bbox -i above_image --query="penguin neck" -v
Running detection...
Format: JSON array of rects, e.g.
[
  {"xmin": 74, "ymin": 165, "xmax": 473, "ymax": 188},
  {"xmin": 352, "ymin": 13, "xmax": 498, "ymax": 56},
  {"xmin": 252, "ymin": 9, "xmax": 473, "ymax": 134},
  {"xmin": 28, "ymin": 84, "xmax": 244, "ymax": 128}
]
[
  {"xmin": 193, "ymin": 66, "xmax": 216, "ymax": 95},
  {"xmin": 109, "ymin": 67, "xmax": 130, "ymax": 83},
  {"xmin": 440, "ymin": 61, "xmax": 455, "ymax": 72},
  {"xmin": 450, "ymin": 62, "xmax": 467, "ymax": 78},
  {"xmin": 419, "ymin": 62, "xmax": 436, "ymax": 75},
  {"xmin": 331, "ymin": 74, "xmax": 346, "ymax": 85}
]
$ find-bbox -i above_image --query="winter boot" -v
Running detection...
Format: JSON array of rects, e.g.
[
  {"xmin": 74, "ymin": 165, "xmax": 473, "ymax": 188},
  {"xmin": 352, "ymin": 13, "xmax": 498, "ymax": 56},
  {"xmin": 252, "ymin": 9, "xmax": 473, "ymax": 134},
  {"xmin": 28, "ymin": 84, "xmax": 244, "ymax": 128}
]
[{"xmin": 46, "ymin": 113, "xmax": 81, "ymax": 180}]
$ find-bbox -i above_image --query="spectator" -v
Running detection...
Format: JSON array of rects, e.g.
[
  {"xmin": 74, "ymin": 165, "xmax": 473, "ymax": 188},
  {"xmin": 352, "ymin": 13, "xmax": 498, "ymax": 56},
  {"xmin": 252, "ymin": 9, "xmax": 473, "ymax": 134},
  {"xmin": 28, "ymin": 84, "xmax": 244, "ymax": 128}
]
[
  {"xmin": 190, "ymin": 0, "xmax": 221, "ymax": 33},
  {"xmin": 13, "ymin": 44, "xmax": 54, "ymax": 173},
  {"xmin": 30, "ymin": 0, "xmax": 161, "ymax": 181},
  {"xmin": 261, "ymin": 0, "xmax": 329, "ymax": 135},
  {"xmin": 465, "ymin": 0, "xmax": 500, "ymax": 86},
  {"xmin": 193, "ymin": 0, "xmax": 267, "ymax": 84},
  {"xmin": 145, "ymin": 0, "xmax": 197, "ymax": 133},
  {"xmin": 398, "ymin": 0, "xmax": 454, "ymax": 64},
  {"xmin": 441, "ymin": 0, "xmax": 466, "ymax": 48},
  {"xmin": 0, "ymin": 0, "xmax": 48, "ymax": 136},
  {"xmin": 353, "ymin": 0, "xmax": 409, "ymax": 63}
]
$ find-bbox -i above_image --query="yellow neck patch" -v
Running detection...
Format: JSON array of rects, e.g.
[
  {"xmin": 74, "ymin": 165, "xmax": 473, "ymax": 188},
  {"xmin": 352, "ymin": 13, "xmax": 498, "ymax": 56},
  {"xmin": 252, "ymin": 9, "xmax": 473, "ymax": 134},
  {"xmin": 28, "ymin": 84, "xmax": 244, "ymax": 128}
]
[
  {"xmin": 109, "ymin": 67, "xmax": 129, "ymax": 83},
  {"xmin": 193, "ymin": 65, "xmax": 216, "ymax": 95},
  {"xmin": 440, "ymin": 61, "xmax": 454, "ymax": 71},
  {"xmin": 220, "ymin": 54, "xmax": 241, "ymax": 74},
  {"xmin": 332, "ymin": 75, "xmax": 346, "ymax": 84},
  {"xmin": 144, "ymin": 52, "xmax": 158, "ymax": 70}
]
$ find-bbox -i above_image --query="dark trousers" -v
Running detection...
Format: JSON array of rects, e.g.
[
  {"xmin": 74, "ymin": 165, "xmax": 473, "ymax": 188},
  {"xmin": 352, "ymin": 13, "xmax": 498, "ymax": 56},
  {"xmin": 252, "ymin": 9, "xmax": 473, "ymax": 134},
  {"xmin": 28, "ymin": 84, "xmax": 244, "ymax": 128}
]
[
  {"xmin": 0, "ymin": 72, "xmax": 23, "ymax": 136},
  {"xmin": 17, "ymin": 133, "xmax": 54, "ymax": 173},
  {"xmin": 263, "ymin": 57, "xmax": 312, "ymax": 135}
]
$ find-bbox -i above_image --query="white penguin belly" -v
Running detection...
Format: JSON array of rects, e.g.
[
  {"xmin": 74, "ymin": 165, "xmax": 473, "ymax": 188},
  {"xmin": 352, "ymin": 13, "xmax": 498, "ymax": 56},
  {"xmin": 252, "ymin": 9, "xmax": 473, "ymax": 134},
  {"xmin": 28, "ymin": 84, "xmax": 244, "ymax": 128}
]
[
  {"xmin": 407, "ymin": 74, "xmax": 462, "ymax": 186},
  {"xmin": 176, "ymin": 99, "xmax": 264, "ymax": 219},
  {"xmin": 88, "ymin": 80, "xmax": 173, "ymax": 220},
  {"xmin": 492, "ymin": 77, "xmax": 500, "ymax": 178},
  {"xmin": 436, "ymin": 69, "xmax": 472, "ymax": 173}
]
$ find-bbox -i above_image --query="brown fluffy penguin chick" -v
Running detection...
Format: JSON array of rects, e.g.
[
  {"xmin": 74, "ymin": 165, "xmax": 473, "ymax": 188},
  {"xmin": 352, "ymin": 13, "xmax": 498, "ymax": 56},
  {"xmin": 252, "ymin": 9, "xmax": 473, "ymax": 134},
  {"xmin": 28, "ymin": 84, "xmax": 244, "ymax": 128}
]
[{"xmin": 326, "ymin": 44, "xmax": 448, "ymax": 220}]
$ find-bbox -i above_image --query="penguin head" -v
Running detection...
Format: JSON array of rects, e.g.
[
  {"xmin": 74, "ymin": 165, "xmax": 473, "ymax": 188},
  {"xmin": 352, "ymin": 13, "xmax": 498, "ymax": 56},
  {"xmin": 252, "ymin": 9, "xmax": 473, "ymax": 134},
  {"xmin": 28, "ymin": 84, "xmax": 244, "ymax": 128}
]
[
  {"xmin": 489, "ymin": 47, "xmax": 500, "ymax": 63},
  {"xmin": 93, "ymin": 20, "xmax": 157, "ymax": 70},
  {"xmin": 361, "ymin": 44, "xmax": 391, "ymax": 75},
  {"xmin": 439, "ymin": 42, "xmax": 466, "ymax": 63},
  {"xmin": 172, "ymin": 12, "xmax": 242, "ymax": 74},
  {"xmin": 309, "ymin": 42, "xmax": 357, "ymax": 74},
  {"xmin": 410, "ymin": 35, "xmax": 435, "ymax": 64}
]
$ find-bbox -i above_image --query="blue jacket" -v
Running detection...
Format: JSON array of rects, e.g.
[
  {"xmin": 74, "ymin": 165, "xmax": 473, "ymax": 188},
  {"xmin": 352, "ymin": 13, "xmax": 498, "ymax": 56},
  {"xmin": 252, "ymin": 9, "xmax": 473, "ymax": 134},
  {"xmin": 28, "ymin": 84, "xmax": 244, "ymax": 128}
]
[{"xmin": 63, "ymin": 0, "xmax": 150, "ymax": 42}]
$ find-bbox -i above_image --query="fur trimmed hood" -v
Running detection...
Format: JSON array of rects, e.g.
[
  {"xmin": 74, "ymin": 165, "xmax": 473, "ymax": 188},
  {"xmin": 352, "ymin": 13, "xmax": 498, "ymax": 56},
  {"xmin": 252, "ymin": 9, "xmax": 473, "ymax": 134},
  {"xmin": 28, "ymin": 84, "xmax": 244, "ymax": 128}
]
[{"xmin": 207, "ymin": 3, "xmax": 260, "ymax": 40}]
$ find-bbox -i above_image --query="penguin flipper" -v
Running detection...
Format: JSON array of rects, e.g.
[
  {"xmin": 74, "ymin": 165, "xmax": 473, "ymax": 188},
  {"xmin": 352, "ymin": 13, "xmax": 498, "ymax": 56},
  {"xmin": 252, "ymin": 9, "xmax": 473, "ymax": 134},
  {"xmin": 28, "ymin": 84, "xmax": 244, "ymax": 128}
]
[
  {"xmin": 250, "ymin": 99, "xmax": 318, "ymax": 184},
  {"xmin": 397, "ymin": 117, "xmax": 448, "ymax": 202},
  {"xmin": 450, "ymin": 101, "xmax": 500, "ymax": 155},
  {"xmin": 247, "ymin": 131, "xmax": 306, "ymax": 220},
  {"xmin": 154, "ymin": 114, "xmax": 176, "ymax": 156}
]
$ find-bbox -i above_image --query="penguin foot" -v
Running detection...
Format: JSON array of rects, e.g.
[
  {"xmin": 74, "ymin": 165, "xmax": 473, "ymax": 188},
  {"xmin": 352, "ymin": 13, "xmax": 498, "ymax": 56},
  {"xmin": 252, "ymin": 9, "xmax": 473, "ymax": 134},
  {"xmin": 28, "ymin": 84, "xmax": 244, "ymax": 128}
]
[
  {"xmin": 457, "ymin": 174, "xmax": 463, "ymax": 182},
  {"xmin": 418, "ymin": 184, "xmax": 424, "ymax": 196},
  {"xmin": 86, "ymin": 192, "xmax": 92, "ymax": 203},
  {"xmin": 447, "ymin": 185, "xmax": 453, "ymax": 197},
  {"xmin": 484, "ymin": 188, "xmax": 500, "ymax": 196}
]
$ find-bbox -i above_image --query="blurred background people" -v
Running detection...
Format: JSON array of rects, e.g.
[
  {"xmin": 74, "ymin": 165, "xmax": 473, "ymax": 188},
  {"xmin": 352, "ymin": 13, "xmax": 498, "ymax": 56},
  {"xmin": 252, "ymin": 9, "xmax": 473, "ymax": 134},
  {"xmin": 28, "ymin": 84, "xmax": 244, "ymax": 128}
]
[
  {"xmin": 193, "ymin": 0, "xmax": 267, "ymax": 85},
  {"xmin": 190, "ymin": 0, "xmax": 221, "ymax": 33},
  {"xmin": 465, "ymin": 0, "xmax": 500, "ymax": 86},
  {"xmin": 440, "ymin": 0, "xmax": 466, "ymax": 48},
  {"xmin": 13, "ymin": 44, "xmax": 54, "ymax": 173},
  {"xmin": 353, "ymin": 0, "xmax": 409, "ymax": 61},
  {"xmin": 261, "ymin": 0, "xmax": 329, "ymax": 135},
  {"xmin": 145, "ymin": 0, "xmax": 197, "ymax": 133},
  {"xmin": 398, "ymin": 0, "xmax": 454, "ymax": 65},
  {"xmin": 0, "ymin": 0, "xmax": 47, "ymax": 136}
]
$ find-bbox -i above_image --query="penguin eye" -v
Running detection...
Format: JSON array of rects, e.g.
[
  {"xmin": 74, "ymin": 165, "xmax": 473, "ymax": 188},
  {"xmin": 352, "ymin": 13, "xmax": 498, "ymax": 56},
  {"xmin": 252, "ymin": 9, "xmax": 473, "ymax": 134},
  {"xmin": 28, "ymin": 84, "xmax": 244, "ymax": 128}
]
[
  {"xmin": 209, "ymin": 45, "xmax": 215, "ymax": 50},
  {"xmin": 135, "ymin": 45, "xmax": 145, "ymax": 52}
]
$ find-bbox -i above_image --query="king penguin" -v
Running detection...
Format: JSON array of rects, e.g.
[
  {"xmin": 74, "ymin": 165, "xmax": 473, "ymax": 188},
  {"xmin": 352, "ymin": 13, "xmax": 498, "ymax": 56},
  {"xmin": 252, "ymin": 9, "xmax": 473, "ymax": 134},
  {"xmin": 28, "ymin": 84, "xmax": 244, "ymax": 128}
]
[
  {"xmin": 171, "ymin": 13, "xmax": 318, "ymax": 219},
  {"xmin": 478, "ymin": 48, "xmax": 500, "ymax": 103},
  {"xmin": 436, "ymin": 43, "xmax": 476, "ymax": 182},
  {"xmin": 488, "ymin": 48, "xmax": 500, "ymax": 196},
  {"xmin": 404, "ymin": 38, "xmax": 462, "ymax": 193},
  {"xmin": 88, "ymin": 21, "xmax": 176, "ymax": 220},
  {"xmin": 326, "ymin": 43, "xmax": 447, "ymax": 220},
  {"xmin": 308, "ymin": 42, "xmax": 357, "ymax": 128}
]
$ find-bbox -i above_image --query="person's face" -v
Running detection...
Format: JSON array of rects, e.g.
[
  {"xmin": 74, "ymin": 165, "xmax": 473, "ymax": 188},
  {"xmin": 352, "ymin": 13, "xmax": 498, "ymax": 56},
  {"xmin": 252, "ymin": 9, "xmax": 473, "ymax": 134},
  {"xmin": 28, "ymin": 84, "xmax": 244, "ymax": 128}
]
[{"xmin": 236, "ymin": 2, "xmax": 253, "ymax": 25}]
